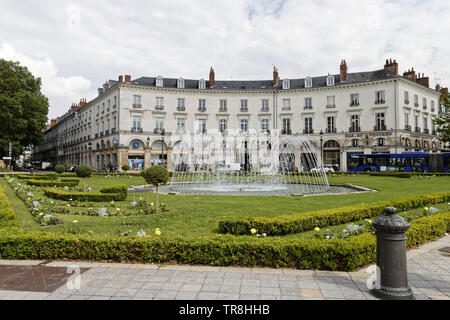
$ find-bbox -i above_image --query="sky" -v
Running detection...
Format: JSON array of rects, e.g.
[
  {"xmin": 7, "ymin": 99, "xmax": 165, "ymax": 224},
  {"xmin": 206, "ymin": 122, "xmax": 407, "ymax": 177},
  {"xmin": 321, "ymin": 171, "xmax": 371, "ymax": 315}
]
[{"xmin": 0, "ymin": 0, "xmax": 449, "ymax": 120}]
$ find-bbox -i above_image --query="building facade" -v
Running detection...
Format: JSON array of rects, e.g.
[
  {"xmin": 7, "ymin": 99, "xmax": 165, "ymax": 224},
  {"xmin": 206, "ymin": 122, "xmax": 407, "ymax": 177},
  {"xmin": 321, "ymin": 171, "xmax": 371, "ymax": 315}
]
[{"xmin": 33, "ymin": 59, "xmax": 447, "ymax": 172}]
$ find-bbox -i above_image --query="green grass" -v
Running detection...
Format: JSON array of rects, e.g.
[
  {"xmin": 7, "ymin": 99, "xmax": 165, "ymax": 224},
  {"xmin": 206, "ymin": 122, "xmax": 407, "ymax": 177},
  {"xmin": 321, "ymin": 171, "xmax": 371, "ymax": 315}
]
[{"xmin": 3, "ymin": 174, "xmax": 450, "ymax": 239}]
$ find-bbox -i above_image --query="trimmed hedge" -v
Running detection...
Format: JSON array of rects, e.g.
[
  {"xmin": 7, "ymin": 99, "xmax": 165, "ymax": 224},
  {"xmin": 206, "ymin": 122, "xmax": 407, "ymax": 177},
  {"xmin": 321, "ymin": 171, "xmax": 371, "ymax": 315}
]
[
  {"xmin": 0, "ymin": 211, "xmax": 448, "ymax": 271},
  {"xmin": 370, "ymin": 172, "xmax": 411, "ymax": 178},
  {"xmin": 44, "ymin": 186, "xmax": 127, "ymax": 202},
  {"xmin": 0, "ymin": 185, "xmax": 17, "ymax": 228},
  {"xmin": 218, "ymin": 192, "xmax": 450, "ymax": 236},
  {"xmin": 26, "ymin": 179, "xmax": 79, "ymax": 188},
  {"xmin": 99, "ymin": 185, "xmax": 128, "ymax": 201}
]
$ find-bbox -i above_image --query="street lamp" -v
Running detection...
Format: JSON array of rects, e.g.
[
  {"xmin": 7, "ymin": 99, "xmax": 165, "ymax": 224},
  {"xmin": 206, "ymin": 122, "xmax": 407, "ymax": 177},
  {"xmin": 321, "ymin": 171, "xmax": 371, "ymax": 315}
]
[
  {"xmin": 319, "ymin": 130, "xmax": 324, "ymax": 169},
  {"xmin": 161, "ymin": 129, "xmax": 166, "ymax": 167},
  {"xmin": 146, "ymin": 136, "xmax": 150, "ymax": 147}
]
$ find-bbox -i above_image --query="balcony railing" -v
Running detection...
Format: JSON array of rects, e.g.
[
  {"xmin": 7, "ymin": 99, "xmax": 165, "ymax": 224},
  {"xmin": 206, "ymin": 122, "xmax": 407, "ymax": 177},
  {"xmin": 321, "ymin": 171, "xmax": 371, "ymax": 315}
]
[
  {"xmin": 326, "ymin": 104, "xmax": 336, "ymax": 109},
  {"xmin": 423, "ymin": 105, "xmax": 427, "ymax": 110},
  {"xmin": 304, "ymin": 106, "xmax": 313, "ymax": 110},
  {"xmin": 133, "ymin": 104, "xmax": 142, "ymax": 108},
  {"xmin": 154, "ymin": 128, "xmax": 164, "ymax": 134},
  {"xmin": 374, "ymin": 125, "xmax": 387, "ymax": 131},
  {"xmin": 404, "ymin": 125, "xmax": 411, "ymax": 131},
  {"xmin": 104, "ymin": 130, "xmax": 109, "ymax": 135},
  {"xmin": 261, "ymin": 108, "xmax": 269, "ymax": 112},
  {"xmin": 100, "ymin": 132, "xmax": 104, "ymax": 137},
  {"xmin": 95, "ymin": 133, "xmax": 99, "ymax": 139},
  {"xmin": 131, "ymin": 128, "xmax": 143, "ymax": 133},
  {"xmin": 414, "ymin": 103, "xmax": 419, "ymax": 107},
  {"xmin": 431, "ymin": 108, "xmax": 435, "ymax": 112},
  {"xmin": 415, "ymin": 127, "xmax": 421, "ymax": 133},
  {"xmin": 350, "ymin": 101, "xmax": 359, "ymax": 107},
  {"xmin": 432, "ymin": 130, "xmax": 437, "ymax": 135},
  {"xmin": 375, "ymin": 99, "xmax": 385, "ymax": 104},
  {"xmin": 281, "ymin": 129, "xmax": 292, "ymax": 135},
  {"xmin": 349, "ymin": 126, "xmax": 361, "ymax": 133},
  {"xmin": 423, "ymin": 128, "xmax": 430, "ymax": 134},
  {"xmin": 219, "ymin": 108, "xmax": 227, "ymax": 112},
  {"xmin": 198, "ymin": 108, "xmax": 207, "ymax": 112},
  {"xmin": 404, "ymin": 100, "xmax": 410, "ymax": 105},
  {"xmin": 177, "ymin": 107, "xmax": 185, "ymax": 112},
  {"xmin": 155, "ymin": 105, "xmax": 164, "ymax": 110},
  {"xmin": 326, "ymin": 128, "xmax": 337, "ymax": 134},
  {"xmin": 240, "ymin": 108, "xmax": 248, "ymax": 112},
  {"xmin": 111, "ymin": 128, "xmax": 116, "ymax": 134},
  {"xmin": 303, "ymin": 129, "xmax": 313, "ymax": 134}
]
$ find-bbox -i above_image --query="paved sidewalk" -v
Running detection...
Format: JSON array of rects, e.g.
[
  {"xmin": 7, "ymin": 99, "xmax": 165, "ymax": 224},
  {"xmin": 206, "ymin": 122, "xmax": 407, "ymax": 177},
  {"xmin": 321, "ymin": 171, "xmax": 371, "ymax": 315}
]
[{"xmin": 0, "ymin": 236, "xmax": 448, "ymax": 300}]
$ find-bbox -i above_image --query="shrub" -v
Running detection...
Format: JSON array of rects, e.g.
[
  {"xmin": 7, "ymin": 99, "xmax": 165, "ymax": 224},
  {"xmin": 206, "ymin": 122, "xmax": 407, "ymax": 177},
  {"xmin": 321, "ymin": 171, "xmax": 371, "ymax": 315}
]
[
  {"xmin": 75, "ymin": 165, "xmax": 92, "ymax": 190},
  {"xmin": 99, "ymin": 185, "xmax": 128, "ymax": 201},
  {"xmin": 218, "ymin": 192, "xmax": 450, "ymax": 236},
  {"xmin": 122, "ymin": 165, "xmax": 130, "ymax": 172},
  {"xmin": 141, "ymin": 166, "xmax": 169, "ymax": 214},
  {"xmin": 370, "ymin": 172, "xmax": 411, "ymax": 178},
  {"xmin": 54, "ymin": 165, "xmax": 65, "ymax": 180},
  {"xmin": 26, "ymin": 179, "xmax": 79, "ymax": 188},
  {"xmin": 44, "ymin": 188, "xmax": 124, "ymax": 202}
]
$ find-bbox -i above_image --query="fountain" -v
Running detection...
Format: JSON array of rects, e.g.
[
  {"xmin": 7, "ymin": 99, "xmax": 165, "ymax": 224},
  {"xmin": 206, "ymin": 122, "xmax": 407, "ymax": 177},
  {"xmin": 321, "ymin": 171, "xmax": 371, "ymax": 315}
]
[{"xmin": 166, "ymin": 129, "xmax": 334, "ymax": 196}]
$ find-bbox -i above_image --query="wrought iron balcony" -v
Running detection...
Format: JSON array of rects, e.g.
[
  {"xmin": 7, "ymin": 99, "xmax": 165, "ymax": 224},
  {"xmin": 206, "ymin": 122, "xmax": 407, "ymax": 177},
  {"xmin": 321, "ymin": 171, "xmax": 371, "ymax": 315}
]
[
  {"xmin": 349, "ymin": 126, "xmax": 361, "ymax": 133},
  {"xmin": 423, "ymin": 128, "xmax": 430, "ymax": 134},
  {"xmin": 326, "ymin": 128, "xmax": 337, "ymax": 134},
  {"xmin": 131, "ymin": 128, "xmax": 143, "ymax": 133},
  {"xmin": 133, "ymin": 104, "xmax": 142, "ymax": 108},
  {"xmin": 350, "ymin": 101, "xmax": 359, "ymax": 107},
  {"xmin": 177, "ymin": 107, "xmax": 186, "ymax": 112},
  {"xmin": 375, "ymin": 99, "xmax": 385, "ymax": 104},
  {"xmin": 303, "ymin": 129, "xmax": 314, "ymax": 134},
  {"xmin": 404, "ymin": 125, "xmax": 411, "ymax": 131},
  {"xmin": 415, "ymin": 127, "xmax": 421, "ymax": 133},
  {"xmin": 374, "ymin": 125, "xmax": 387, "ymax": 131},
  {"xmin": 281, "ymin": 129, "xmax": 292, "ymax": 135},
  {"xmin": 326, "ymin": 104, "xmax": 336, "ymax": 109}
]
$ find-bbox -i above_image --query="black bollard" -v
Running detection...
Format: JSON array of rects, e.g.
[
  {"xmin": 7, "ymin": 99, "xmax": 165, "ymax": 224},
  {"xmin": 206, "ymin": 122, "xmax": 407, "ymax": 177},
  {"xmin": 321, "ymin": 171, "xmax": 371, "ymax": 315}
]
[{"xmin": 371, "ymin": 206, "xmax": 415, "ymax": 300}]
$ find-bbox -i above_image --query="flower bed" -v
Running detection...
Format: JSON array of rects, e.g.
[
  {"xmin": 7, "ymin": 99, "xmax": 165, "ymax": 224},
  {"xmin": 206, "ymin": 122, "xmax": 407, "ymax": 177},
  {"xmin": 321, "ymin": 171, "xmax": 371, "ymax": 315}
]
[
  {"xmin": 218, "ymin": 192, "xmax": 450, "ymax": 236},
  {"xmin": 26, "ymin": 179, "xmax": 79, "ymax": 188},
  {"xmin": 44, "ymin": 186, "xmax": 128, "ymax": 202}
]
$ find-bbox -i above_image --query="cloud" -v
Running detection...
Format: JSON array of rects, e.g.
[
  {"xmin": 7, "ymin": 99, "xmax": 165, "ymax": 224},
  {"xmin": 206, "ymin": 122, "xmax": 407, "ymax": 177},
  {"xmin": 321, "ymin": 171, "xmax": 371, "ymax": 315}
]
[
  {"xmin": 0, "ymin": 43, "xmax": 93, "ymax": 118},
  {"xmin": 0, "ymin": 0, "xmax": 448, "ymax": 119}
]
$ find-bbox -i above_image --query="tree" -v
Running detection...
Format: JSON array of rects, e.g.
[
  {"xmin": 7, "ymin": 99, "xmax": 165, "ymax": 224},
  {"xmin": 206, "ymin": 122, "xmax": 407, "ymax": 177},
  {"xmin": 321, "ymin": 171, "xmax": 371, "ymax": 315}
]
[
  {"xmin": 433, "ymin": 94, "xmax": 450, "ymax": 146},
  {"xmin": 75, "ymin": 165, "xmax": 92, "ymax": 190},
  {"xmin": 0, "ymin": 59, "xmax": 49, "ymax": 158},
  {"xmin": 54, "ymin": 165, "xmax": 65, "ymax": 181},
  {"xmin": 141, "ymin": 165, "xmax": 169, "ymax": 214},
  {"xmin": 122, "ymin": 164, "xmax": 130, "ymax": 172}
]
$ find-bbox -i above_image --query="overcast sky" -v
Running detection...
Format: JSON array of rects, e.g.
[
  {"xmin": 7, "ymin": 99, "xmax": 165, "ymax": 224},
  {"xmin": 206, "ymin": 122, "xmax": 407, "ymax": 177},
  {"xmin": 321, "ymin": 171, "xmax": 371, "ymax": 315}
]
[{"xmin": 0, "ymin": 0, "xmax": 449, "ymax": 119}]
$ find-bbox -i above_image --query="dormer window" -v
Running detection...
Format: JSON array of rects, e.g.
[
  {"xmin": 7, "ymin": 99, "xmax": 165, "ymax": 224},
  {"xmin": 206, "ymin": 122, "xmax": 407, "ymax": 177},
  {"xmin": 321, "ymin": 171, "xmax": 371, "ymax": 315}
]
[
  {"xmin": 327, "ymin": 75, "xmax": 335, "ymax": 86},
  {"xmin": 305, "ymin": 77, "xmax": 313, "ymax": 88},
  {"xmin": 282, "ymin": 79, "xmax": 290, "ymax": 90},
  {"xmin": 177, "ymin": 78, "xmax": 185, "ymax": 89},
  {"xmin": 199, "ymin": 79, "xmax": 206, "ymax": 90},
  {"xmin": 156, "ymin": 76, "xmax": 163, "ymax": 87}
]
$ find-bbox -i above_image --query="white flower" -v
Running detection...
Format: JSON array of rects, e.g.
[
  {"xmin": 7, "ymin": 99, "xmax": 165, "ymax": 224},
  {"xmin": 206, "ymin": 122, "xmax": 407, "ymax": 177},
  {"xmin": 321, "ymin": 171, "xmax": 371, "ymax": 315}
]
[
  {"xmin": 32, "ymin": 201, "xmax": 40, "ymax": 208},
  {"xmin": 87, "ymin": 187, "xmax": 92, "ymax": 192},
  {"xmin": 428, "ymin": 207, "xmax": 439, "ymax": 214},
  {"xmin": 262, "ymin": 233, "xmax": 267, "ymax": 237},
  {"xmin": 130, "ymin": 201, "xmax": 137, "ymax": 207},
  {"xmin": 27, "ymin": 192, "xmax": 33, "ymax": 197},
  {"xmin": 98, "ymin": 207, "xmax": 108, "ymax": 217},
  {"xmin": 63, "ymin": 186, "xmax": 69, "ymax": 191},
  {"xmin": 345, "ymin": 223, "xmax": 360, "ymax": 233},
  {"xmin": 43, "ymin": 214, "xmax": 53, "ymax": 222},
  {"xmin": 137, "ymin": 229, "xmax": 146, "ymax": 237}
]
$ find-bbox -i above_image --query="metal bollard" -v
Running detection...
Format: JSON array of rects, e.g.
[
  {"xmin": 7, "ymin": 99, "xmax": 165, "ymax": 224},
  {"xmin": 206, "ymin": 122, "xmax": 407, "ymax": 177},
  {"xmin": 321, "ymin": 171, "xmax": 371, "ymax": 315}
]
[{"xmin": 371, "ymin": 206, "xmax": 415, "ymax": 300}]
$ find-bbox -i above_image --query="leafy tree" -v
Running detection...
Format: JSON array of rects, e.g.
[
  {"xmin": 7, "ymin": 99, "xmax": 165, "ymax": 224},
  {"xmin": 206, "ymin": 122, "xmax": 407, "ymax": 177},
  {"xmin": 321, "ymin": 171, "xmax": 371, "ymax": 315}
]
[
  {"xmin": 75, "ymin": 165, "xmax": 92, "ymax": 190},
  {"xmin": 0, "ymin": 59, "xmax": 49, "ymax": 158},
  {"xmin": 141, "ymin": 165, "xmax": 169, "ymax": 214},
  {"xmin": 122, "ymin": 164, "xmax": 130, "ymax": 172},
  {"xmin": 433, "ymin": 94, "xmax": 450, "ymax": 146},
  {"xmin": 54, "ymin": 165, "xmax": 65, "ymax": 181}
]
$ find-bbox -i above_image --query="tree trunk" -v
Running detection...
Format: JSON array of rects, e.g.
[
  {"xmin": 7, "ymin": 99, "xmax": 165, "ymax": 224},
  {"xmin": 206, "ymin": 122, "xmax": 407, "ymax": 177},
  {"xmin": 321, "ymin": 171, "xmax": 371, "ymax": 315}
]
[
  {"xmin": 155, "ymin": 184, "xmax": 159, "ymax": 214},
  {"xmin": 84, "ymin": 177, "xmax": 87, "ymax": 190}
]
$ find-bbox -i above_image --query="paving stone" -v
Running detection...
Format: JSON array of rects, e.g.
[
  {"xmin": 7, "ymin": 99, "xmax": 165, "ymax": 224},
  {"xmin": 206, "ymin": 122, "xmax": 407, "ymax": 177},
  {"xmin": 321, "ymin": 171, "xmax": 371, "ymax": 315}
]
[
  {"xmin": 68, "ymin": 295, "xmax": 90, "ymax": 300},
  {"xmin": 204, "ymin": 278, "xmax": 223, "ymax": 286},
  {"xmin": 183, "ymin": 276, "xmax": 206, "ymax": 284},
  {"xmin": 281, "ymin": 295, "xmax": 303, "ymax": 300},
  {"xmin": 175, "ymin": 291, "xmax": 198, "ymax": 300},
  {"xmin": 260, "ymin": 295, "xmax": 281, "ymax": 300},
  {"xmin": 260, "ymin": 280, "xmax": 279, "ymax": 288},
  {"xmin": 44, "ymin": 293, "xmax": 71, "ymax": 300},
  {"xmin": 206, "ymin": 272, "xmax": 225, "ymax": 278},
  {"xmin": 240, "ymin": 287, "xmax": 260, "ymax": 295},
  {"xmin": 160, "ymin": 282, "xmax": 183, "ymax": 291},
  {"xmin": 239, "ymin": 294, "xmax": 261, "ymax": 300},
  {"xmin": 197, "ymin": 292, "xmax": 218, "ymax": 300},
  {"xmin": 142, "ymin": 282, "xmax": 165, "ymax": 290},
  {"xmin": 115, "ymin": 288, "xmax": 139, "ymax": 297},
  {"xmin": 154, "ymin": 290, "xmax": 178, "ymax": 300},
  {"xmin": 103, "ymin": 280, "xmax": 129, "ymax": 289},
  {"xmin": 260, "ymin": 287, "xmax": 281, "ymax": 296},
  {"xmin": 88, "ymin": 296, "xmax": 111, "ymax": 300},
  {"xmin": 280, "ymin": 288, "xmax": 302, "ymax": 296},
  {"xmin": 242, "ymin": 279, "xmax": 261, "ymax": 287},
  {"xmin": 297, "ymin": 280, "xmax": 319, "ymax": 290},
  {"xmin": 279, "ymin": 280, "xmax": 299, "ymax": 289},
  {"xmin": 220, "ymin": 285, "xmax": 241, "ymax": 293},
  {"xmin": 216, "ymin": 293, "xmax": 239, "ymax": 300},
  {"xmin": 180, "ymin": 284, "xmax": 202, "ymax": 292},
  {"xmin": 201, "ymin": 285, "xmax": 222, "ymax": 292},
  {"xmin": 222, "ymin": 278, "xmax": 242, "ymax": 286},
  {"xmin": 95, "ymin": 287, "xmax": 120, "ymax": 297},
  {"xmin": 135, "ymin": 289, "xmax": 158, "ymax": 299},
  {"xmin": 223, "ymin": 273, "xmax": 244, "ymax": 279},
  {"xmin": 76, "ymin": 286, "xmax": 99, "ymax": 295},
  {"xmin": 113, "ymin": 273, "xmax": 135, "ymax": 281},
  {"xmin": 123, "ymin": 281, "xmax": 145, "ymax": 290},
  {"xmin": 321, "ymin": 289, "xmax": 345, "ymax": 299},
  {"xmin": 300, "ymin": 289, "xmax": 323, "ymax": 298}
]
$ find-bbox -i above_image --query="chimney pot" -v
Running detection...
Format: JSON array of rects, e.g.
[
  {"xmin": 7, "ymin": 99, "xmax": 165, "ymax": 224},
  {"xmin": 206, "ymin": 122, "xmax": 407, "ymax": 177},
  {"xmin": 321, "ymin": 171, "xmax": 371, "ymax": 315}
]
[
  {"xmin": 119, "ymin": 75, "xmax": 123, "ymax": 82},
  {"xmin": 209, "ymin": 67, "xmax": 215, "ymax": 88},
  {"xmin": 273, "ymin": 66, "xmax": 279, "ymax": 87},
  {"xmin": 125, "ymin": 75, "xmax": 131, "ymax": 83},
  {"xmin": 340, "ymin": 59, "xmax": 348, "ymax": 82}
]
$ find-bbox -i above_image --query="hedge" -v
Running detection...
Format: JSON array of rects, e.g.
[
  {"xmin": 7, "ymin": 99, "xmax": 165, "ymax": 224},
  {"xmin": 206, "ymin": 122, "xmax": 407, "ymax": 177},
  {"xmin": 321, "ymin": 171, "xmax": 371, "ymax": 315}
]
[
  {"xmin": 99, "ymin": 185, "xmax": 128, "ymax": 201},
  {"xmin": 0, "ymin": 211, "xmax": 448, "ymax": 271},
  {"xmin": 218, "ymin": 192, "xmax": 450, "ymax": 236},
  {"xmin": 44, "ymin": 186, "xmax": 127, "ymax": 202},
  {"xmin": 0, "ymin": 185, "xmax": 17, "ymax": 228},
  {"xmin": 26, "ymin": 179, "xmax": 80, "ymax": 188},
  {"xmin": 369, "ymin": 172, "xmax": 411, "ymax": 178}
]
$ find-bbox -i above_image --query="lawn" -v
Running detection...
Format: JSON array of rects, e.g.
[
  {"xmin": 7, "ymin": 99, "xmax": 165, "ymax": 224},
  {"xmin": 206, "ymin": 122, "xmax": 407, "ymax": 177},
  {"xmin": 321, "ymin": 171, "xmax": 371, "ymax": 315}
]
[{"xmin": 2, "ymin": 174, "xmax": 450, "ymax": 239}]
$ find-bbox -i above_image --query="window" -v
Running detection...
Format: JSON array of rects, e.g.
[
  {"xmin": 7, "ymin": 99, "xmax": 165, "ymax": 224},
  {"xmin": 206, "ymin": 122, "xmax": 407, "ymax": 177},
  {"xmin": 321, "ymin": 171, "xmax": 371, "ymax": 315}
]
[
  {"xmin": 199, "ymin": 99, "xmax": 206, "ymax": 111},
  {"xmin": 350, "ymin": 94, "xmax": 359, "ymax": 106},
  {"xmin": 282, "ymin": 118, "xmax": 291, "ymax": 134},
  {"xmin": 199, "ymin": 79, "xmax": 206, "ymax": 90},
  {"xmin": 240, "ymin": 100, "xmax": 248, "ymax": 112},
  {"xmin": 220, "ymin": 100, "xmax": 227, "ymax": 111},
  {"xmin": 327, "ymin": 116, "xmax": 335, "ymax": 133},
  {"xmin": 404, "ymin": 91, "xmax": 409, "ymax": 104},
  {"xmin": 414, "ymin": 115, "xmax": 419, "ymax": 131},
  {"xmin": 423, "ymin": 98, "xmax": 427, "ymax": 109},
  {"xmin": 304, "ymin": 117, "xmax": 313, "ymax": 134},
  {"xmin": 327, "ymin": 96, "xmax": 335, "ymax": 108},
  {"xmin": 114, "ymin": 96, "xmax": 117, "ymax": 108},
  {"xmin": 282, "ymin": 99, "xmax": 291, "ymax": 111},
  {"xmin": 431, "ymin": 100, "xmax": 435, "ymax": 111},
  {"xmin": 133, "ymin": 95, "xmax": 142, "ymax": 108},
  {"xmin": 177, "ymin": 78, "xmax": 185, "ymax": 89},
  {"xmin": 414, "ymin": 94, "xmax": 419, "ymax": 107},
  {"xmin": 304, "ymin": 98, "xmax": 312, "ymax": 109},
  {"xmin": 219, "ymin": 119, "xmax": 227, "ymax": 133},
  {"xmin": 132, "ymin": 116, "xmax": 141, "ymax": 130},
  {"xmin": 327, "ymin": 75, "xmax": 335, "ymax": 86},
  {"xmin": 351, "ymin": 139, "xmax": 360, "ymax": 148},
  {"xmin": 177, "ymin": 98, "xmax": 185, "ymax": 111},
  {"xmin": 376, "ymin": 113, "xmax": 385, "ymax": 130},
  {"xmin": 155, "ymin": 117, "xmax": 164, "ymax": 132},
  {"xmin": 156, "ymin": 76, "xmax": 163, "ymax": 87},
  {"xmin": 156, "ymin": 97, "xmax": 164, "ymax": 109},
  {"xmin": 282, "ymin": 79, "xmax": 290, "ymax": 89},
  {"xmin": 198, "ymin": 119, "xmax": 206, "ymax": 134},
  {"xmin": 261, "ymin": 119, "xmax": 269, "ymax": 131},
  {"xmin": 375, "ymin": 91, "xmax": 385, "ymax": 104},
  {"xmin": 240, "ymin": 119, "xmax": 248, "ymax": 132},
  {"xmin": 377, "ymin": 138, "xmax": 385, "ymax": 147},
  {"xmin": 423, "ymin": 117, "xmax": 428, "ymax": 130},
  {"xmin": 350, "ymin": 115, "xmax": 360, "ymax": 132},
  {"xmin": 262, "ymin": 99, "xmax": 269, "ymax": 111},
  {"xmin": 176, "ymin": 118, "xmax": 185, "ymax": 133},
  {"xmin": 305, "ymin": 77, "xmax": 313, "ymax": 88}
]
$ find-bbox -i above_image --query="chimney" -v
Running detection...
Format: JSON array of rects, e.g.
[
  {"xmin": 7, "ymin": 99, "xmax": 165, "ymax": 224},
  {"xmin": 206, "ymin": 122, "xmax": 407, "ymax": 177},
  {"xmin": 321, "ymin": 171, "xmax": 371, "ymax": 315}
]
[
  {"xmin": 384, "ymin": 58, "xmax": 399, "ymax": 75},
  {"xmin": 403, "ymin": 67, "xmax": 416, "ymax": 82},
  {"xmin": 209, "ymin": 67, "xmax": 215, "ymax": 88},
  {"xmin": 436, "ymin": 83, "xmax": 441, "ymax": 92},
  {"xmin": 273, "ymin": 66, "xmax": 279, "ymax": 87},
  {"xmin": 440, "ymin": 87, "xmax": 448, "ymax": 102},
  {"xmin": 118, "ymin": 75, "xmax": 123, "ymax": 82},
  {"xmin": 98, "ymin": 88, "xmax": 104, "ymax": 96},
  {"xmin": 416, "ymin": 73, "xmax": 430, "ymax": 88},
  {"xmin": 79, "ymin": 98, "xmax": 87, "ymax": 108},
  {"xmin": 340, "ymin": 59, "xmax": 347, "ymax": 82},
  {"xmin": 124, "ymin": 75, "xmax": 131, "ymax": 83}
]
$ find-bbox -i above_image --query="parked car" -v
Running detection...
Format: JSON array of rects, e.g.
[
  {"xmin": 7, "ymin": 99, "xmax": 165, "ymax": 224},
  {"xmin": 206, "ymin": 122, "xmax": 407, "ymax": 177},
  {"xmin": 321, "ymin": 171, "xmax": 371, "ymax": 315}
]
[{"xmin": 310, "ymin": 165, "xmax": 335, "ymax": 173}]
